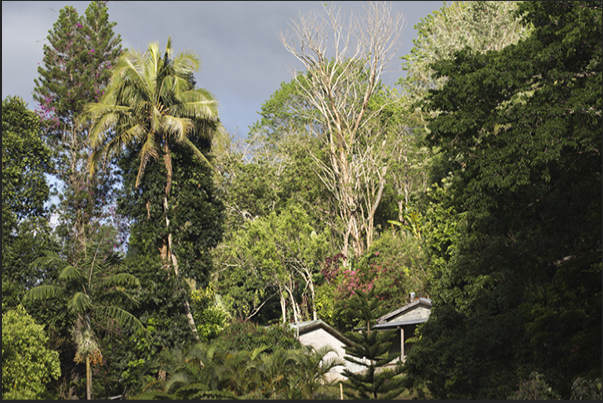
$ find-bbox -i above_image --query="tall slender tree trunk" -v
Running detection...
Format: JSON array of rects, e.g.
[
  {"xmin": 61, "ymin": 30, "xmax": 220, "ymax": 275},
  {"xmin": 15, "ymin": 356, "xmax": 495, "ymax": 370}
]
[
  {"xmin": 86, "ymin": 355, "xmax": 91, "ymax": 400},
  {"xmin": 278, "ymin": 283, "xmax": 287, "ymax": 324},
  {"xmin": 163, "ymin": 144, "xmax": 199, "ymax": 340}
]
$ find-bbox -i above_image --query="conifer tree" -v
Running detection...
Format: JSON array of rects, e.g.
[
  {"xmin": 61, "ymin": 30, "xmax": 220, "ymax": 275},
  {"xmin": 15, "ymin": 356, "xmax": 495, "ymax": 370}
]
[
  {"xmin": 342, "ymin": 288, "xmax": 405, "ymax": 399},
  {"xmin": 33, "ymin": 1, "xmax": 122, "ymax": 258}
]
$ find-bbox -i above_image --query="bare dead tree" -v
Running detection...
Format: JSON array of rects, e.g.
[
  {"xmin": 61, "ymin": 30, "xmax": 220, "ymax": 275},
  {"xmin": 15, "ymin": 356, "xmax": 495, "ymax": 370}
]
[{"xmin": 280, "ymin": 1, "xmax": 406, "ymax": 257}]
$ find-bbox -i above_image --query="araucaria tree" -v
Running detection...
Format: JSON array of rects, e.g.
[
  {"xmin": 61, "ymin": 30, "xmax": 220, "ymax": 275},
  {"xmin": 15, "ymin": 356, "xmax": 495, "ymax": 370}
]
[
  {"xmin": 33, "ymin": 1, "xmax": 122, "ymax": 257},
  {"xmin": 82, "ymin": 37, "xmax": 222, "ymax": 338},
  {"xmin": 342, "ymin": 288, "xmax": 405, "ymax": 399},
  {"xmin": 280, "ymin": 1, "xmax": 406, "ymax": 258}
]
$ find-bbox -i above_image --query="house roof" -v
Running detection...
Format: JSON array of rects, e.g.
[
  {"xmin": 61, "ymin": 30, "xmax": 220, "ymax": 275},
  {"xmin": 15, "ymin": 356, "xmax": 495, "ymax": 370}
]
[
  {"xmin": 372, "ymin": 317, "xmax": 428, "ymax": 330},
  {"xmin": 376, "ymin": 297, "xmax": 432, "ymax": 324},
  {"xmin": 289, "ymin": 319, "xmax": 354, "ymax": 347}
]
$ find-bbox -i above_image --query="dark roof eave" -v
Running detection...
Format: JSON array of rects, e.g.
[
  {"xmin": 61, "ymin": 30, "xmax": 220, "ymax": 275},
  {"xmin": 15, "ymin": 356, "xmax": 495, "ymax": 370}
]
[{"xmin": 353, "ymin": 317, "xmax": 429, "ymax": 332}]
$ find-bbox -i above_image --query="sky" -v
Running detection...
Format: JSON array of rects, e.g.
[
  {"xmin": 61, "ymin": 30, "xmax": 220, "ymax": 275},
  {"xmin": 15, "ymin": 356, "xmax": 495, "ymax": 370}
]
[{"xmin": 2, "ymin": 1, "xmax": 445, "ymax": 142}]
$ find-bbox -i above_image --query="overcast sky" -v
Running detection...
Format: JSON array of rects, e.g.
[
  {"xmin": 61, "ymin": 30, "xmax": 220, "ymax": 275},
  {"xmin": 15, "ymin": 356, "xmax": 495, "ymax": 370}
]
[{"xmin": 3, "ymin": 1, "xmax": 444, "ymax": 142}]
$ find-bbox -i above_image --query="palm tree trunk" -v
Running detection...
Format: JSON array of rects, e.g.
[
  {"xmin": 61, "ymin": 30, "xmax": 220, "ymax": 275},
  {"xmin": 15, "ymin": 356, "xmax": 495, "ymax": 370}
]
[{"xmin": 86, "ymin": 355, "xmax": 92, "ymax": 400}]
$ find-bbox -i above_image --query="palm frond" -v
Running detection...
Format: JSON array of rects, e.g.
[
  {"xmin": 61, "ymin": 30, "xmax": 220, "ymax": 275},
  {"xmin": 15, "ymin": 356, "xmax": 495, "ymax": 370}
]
[
  {"xmin": 105, "ymin": 273, "xmax": 141, "ymax": 288},
  {"xmin": 30, "ymin": 251, "xmax": 66, "ymax": 270},
  {"xmin": 136, "ymin": 136, "xmax": 161, "ymax": 187},
  {"xmin": 58, "ymin": 264, "xmax": 83, "ymax": 282},
  {"xmin": 162, "ymin": 115, "xmax": 193, "ymax": 142},
  {"xmin": 180, "ymin": 137, "xmax": 213, "ymax": 170},
  {"xmin": 171, "ymin": 49, "xmax": 200, "ymax": 75},
  {"xmin": 164, "ymin": 372, "xmax": 189, "ymax": 394},
  {"xmin": 23, "ymin": 284, "xmax": 64, "ymax": 302},
  {"xmin": 177, "ymin": 89, "xmax": 219, "ymax": 119},
  {"xmin": 96, "ymin": 305, "xmax": 147, "ymax": 335},
  {"xmin": 128, "ymin": 390, "xmax": 172, "ymax": 400},
  {"xmin": 68, "ymin": 291, "xmax": 93, "ymax": 314},
  {"xmin": 246, "ymin": 345, "xmax": 268, "ymax": 363},
  {"xmin": 101, "ymin": 287, "xmax": 140, "ymax": 308}
]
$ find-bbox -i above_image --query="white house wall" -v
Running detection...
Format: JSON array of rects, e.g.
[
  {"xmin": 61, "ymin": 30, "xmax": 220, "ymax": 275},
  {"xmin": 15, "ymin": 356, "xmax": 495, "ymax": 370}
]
[{"xmin": 298, "ymin": 328, "xmax": 366, "ymax": 381}]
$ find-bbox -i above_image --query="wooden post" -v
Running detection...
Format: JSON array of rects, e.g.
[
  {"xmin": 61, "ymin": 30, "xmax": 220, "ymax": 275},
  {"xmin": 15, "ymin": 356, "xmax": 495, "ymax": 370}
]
[
  {"xmin": 340, "ymin": 382, "xmax": 343, "ymax": 400},
  {"xmin": 400, "ymin": 327, "xmax": 405, "ymax": 362}
]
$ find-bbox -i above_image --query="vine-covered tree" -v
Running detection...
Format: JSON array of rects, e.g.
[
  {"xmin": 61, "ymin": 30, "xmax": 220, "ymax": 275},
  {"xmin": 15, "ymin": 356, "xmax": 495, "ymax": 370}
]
[
  {"xmin": 32, "ymin": 1, "xmax": 123, "ymax": 258},
  {"xmin": 82, "ymin": 37, "xmax": 223, "ymax": 338}
]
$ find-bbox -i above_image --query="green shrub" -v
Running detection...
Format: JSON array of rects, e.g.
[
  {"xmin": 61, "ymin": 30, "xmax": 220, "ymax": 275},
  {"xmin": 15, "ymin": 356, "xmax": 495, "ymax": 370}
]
[
  {"xmin": 508, "ymin": 372, "xmax": 560, "ymax": 400},
  {"xmin": 570, "ymin": 376, "xmax": 602, "ymax": 400},
  {"xmin": 218, "ymin": 319, "xmax": 302, "ymax": 353},
  {"xmin": 2, "ymin": 305, "xmax": 61, "ymax": 399}
]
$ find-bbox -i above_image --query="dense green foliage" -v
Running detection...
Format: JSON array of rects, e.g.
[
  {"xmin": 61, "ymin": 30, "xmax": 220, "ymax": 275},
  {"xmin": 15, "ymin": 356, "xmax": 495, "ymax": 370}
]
[
  {"xmin": 2, "ymin": 305, "xmax": 62, "ymax": 400},
  {"xmin": 403, "ymin": 1, "xmax": 602, "ymax": 399},
  {"xmin": 131, "ymin": 340, "xmax": 342, "ymax": 399},
  {"xmin": 2, "ymin": 96, "xmax": 57, "ymax": 308},
  {"xmin": 5, "ymin": 1, "xmax": 601, "ymax": 400},
  {"xmin": 2, "ymin": 96, "xmax": 52, "ymax": 227}
]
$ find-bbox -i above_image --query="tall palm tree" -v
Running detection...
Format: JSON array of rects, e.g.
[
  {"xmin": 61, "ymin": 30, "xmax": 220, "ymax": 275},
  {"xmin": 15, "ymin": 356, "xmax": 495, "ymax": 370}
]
[
  {"xmin": 81, "ymin": 37, "xmax": 220, "ymax": 337},
  {"xmin": 24, "ymin": 226, "xmax": 145, "ymax": 400}
]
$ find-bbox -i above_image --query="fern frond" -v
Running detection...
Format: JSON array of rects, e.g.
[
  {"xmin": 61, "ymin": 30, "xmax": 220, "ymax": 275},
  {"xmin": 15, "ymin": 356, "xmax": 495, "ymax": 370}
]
[{"xmin": 189, "ymin": 389, "xmax": 238, "ymax": 400}]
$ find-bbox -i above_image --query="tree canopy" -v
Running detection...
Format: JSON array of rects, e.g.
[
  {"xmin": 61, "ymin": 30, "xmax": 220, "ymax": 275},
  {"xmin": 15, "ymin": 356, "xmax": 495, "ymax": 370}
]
[{"xmin": 402, "ymin": 1, "xmax": 602, "ymax": 399}]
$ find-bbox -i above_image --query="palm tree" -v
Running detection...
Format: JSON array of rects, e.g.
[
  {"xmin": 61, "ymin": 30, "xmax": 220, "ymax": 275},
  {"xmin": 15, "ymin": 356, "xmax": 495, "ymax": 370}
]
[
  {"xmin": 80, "ymin": 37, "xmax": 220, "ymax": 337},
  {"xmin": 24, "ymin": 226, "xmax": 145, "ymax": 400}
]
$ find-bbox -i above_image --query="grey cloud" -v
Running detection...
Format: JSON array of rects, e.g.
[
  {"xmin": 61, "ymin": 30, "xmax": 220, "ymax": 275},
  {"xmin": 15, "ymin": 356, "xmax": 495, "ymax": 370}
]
[{"xmin": 2, "ymin": 1, "xmax": 445, "ymax": 139}]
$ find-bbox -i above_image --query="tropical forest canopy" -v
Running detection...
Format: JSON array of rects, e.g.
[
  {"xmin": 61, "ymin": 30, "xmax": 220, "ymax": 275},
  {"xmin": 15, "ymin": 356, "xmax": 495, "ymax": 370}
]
[{"xmin": 2, "ymin": 1, "xmax": 601, "ymax": 400}]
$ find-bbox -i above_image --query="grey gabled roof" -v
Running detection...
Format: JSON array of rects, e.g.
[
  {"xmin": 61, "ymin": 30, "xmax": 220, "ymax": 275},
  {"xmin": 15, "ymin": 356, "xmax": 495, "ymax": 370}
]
[
  {"xmin": 376, "ymin": 297, "xmax": 432, "ymax": 324},
  {"xmin": 289, "ymin": 319, "xmax": 355, "ymax": 347}
]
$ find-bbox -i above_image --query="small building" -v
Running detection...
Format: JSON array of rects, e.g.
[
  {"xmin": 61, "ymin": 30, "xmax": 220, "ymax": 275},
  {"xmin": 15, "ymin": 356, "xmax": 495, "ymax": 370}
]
[
  {"xmin": 373, "ymin": 297, "xmax": 432, "ymax": 365},
  {"xmin": 290, "ymin": 319, "xmax": 366, "ymax": 381}
]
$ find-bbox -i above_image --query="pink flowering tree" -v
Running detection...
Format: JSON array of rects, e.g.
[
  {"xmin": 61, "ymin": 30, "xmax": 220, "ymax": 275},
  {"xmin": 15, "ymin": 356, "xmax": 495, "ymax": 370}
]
[{"xmin": 317, "ymin": 229, "xmax": 429, "ymax": 330}]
